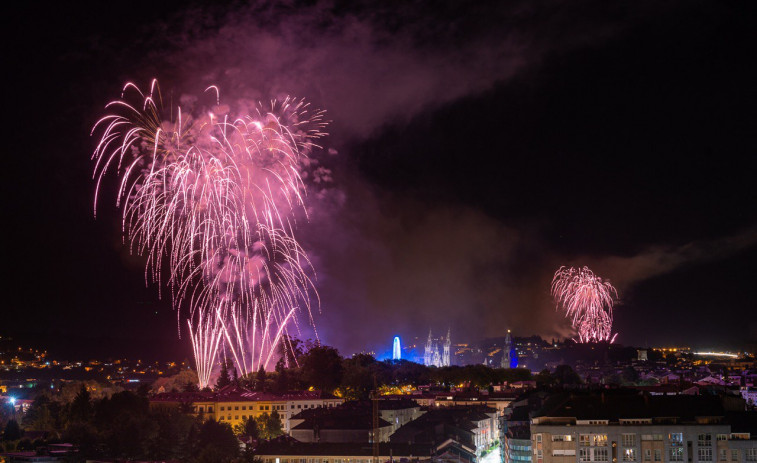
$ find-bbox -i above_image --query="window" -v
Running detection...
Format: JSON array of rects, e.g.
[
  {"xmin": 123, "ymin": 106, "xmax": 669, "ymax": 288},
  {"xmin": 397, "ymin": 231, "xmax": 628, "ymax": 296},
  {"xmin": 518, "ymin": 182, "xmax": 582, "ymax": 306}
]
[
  {"xmin": 208, "ymin": 406, "xmax": 213, "ymax": 412},
  {"xmin": 732, "ymin": 451, "xmax": 739, "ymax": 462},
  {"xmin": 645, "ymin": 450, "xmax": 651, "ymax": 461},
  {"xmin": 595, "ymin": 448, "xmax": 609, "ymax": 461},
  {"xmin": 670, "ymin": 433, "xmax": 684, "ymax": 444},
  {"xmin": 670, "ymin": 448, "xmax": 684, "ymax": 462},
  {"xmin": 643, "ymin": 435, "xmax": 664, "ymax": 441},
  {"xmin": 654, "ymin": 450, "xmax": 662, "ymax": 462},
  {"xmin": 717, "ymin": 435, "xmax": 728, "ymax": 441},
  {"xmin": 220, "ymin": 406, "xmax": 225, "ymax": 411},
  {"xmin": 553, "ymin": 435, "xmax": 574, "ymax": 442},
  {"xmin": 746, "ymin": 449, "xmax": 757, "ymax": 462},
  {"xmin": 721, "ymin": 450, "xmax": 728, "ymax": 461},
  {"xmin": 242, "ymin": 406, "xmax": 246, "ymax": 410},
  {"xmin": 536, "ymin": 434, "xmax": 542, "ymax": 443},
  {"xmin": 623, "ymin": 434, "xmax": 637, "ymax": 447},
  {"xmin": 699, "ymin": 434, "xmax": 713, "ymax": 462},
  {"xmin": 580, "ymin": 449, "xmax": 590, "ymax": 462},
  {"xmin": 623, "ymin": 449, "xmax": 637, "ymax": 462}
]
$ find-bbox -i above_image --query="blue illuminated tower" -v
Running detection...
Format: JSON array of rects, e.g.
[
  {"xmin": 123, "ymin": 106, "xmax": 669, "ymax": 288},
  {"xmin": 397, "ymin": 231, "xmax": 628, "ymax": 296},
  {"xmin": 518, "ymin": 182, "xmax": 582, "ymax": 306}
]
[{"xmin": 392, "ymin": 336, "xmax": 401, "ymax": 360}]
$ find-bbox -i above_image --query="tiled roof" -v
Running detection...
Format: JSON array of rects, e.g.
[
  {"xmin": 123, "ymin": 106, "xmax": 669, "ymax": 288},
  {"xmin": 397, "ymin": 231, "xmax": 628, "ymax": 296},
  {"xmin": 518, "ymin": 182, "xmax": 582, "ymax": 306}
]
[{"xmin": 257, "ymin": 436, "xmax": 434, "ymax": 457}]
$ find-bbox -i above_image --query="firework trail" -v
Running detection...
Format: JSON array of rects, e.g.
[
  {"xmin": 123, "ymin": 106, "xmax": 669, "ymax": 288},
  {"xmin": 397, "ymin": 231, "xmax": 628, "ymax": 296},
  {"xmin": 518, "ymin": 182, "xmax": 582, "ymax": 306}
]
[
  {"xmin": 91, "ymin": 80, "xmax": 327, "ymax": 387},
  {"xmin": 551, "ymin": 266, "xmax": 619, "ymax": 343}
]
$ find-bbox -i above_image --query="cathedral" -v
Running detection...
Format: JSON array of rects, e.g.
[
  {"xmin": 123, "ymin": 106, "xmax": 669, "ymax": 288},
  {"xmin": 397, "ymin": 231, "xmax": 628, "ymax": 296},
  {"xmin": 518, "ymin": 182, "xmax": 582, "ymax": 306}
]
[{"xmin": 423, "ymin": 329, "xmax": 451, "ymax": 367}]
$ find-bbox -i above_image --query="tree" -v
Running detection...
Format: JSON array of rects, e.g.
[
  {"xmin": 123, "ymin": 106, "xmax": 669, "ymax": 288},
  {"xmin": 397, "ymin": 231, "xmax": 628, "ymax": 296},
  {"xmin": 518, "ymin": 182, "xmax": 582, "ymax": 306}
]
[
  {"xmin": 194, "ymin": 419, "xmax": 239, "ymax": 463},
  {"xmin": 216, "ymin": 360, "xmax": 232, "ymax": 390},
  {"xmin": 233, "ymin": 416, "xmax": 259, "ymax": 442},
  {"xmin": 94, "ymin": 391, "xmax": 158, "ymax": 460},
  {"xmin": 621, "ymin": 366, "xmax": 640, "ymax": 384},
  {"xmin": 535, "ymin": 369, "xmax": 556, "ymax": 388},
  {"xmin": 279, "ymin": 335, "xmax": 305, "ymax": 367},
  {"xmin": 3, "ymin": 419, "xmax": 22, "ymax": 441},
  {"xmin": 300, "ymin": 345, "xmax": 343, "ymax": 391},
  {"xmin": 273, "ymin": 360, "xmax": 289, "ymax": 394},
  {"xmin": 148, "ymin": 408, "xmax": 198, "ymax": 460},
  {"xmin": 255, "ymin": 366, "xmax": 267, "ymax": 392},
  {"xmin": 23, "ymin": 394, "xmax": 56, "ymax": 434},
  {"xmin": 553, "ymin": 365, "xmax": 582, "ymax": 386},
  {"xmin": 255, "ymin": 411, "xmax": 283, "ymax": 440},
  {"xmin": 341, "ymin": 354, "xmax": 379, "ymax": 400},
  {"xmin": 266, "ymin": 410, "xmax": 283, "ymax": 439},
  {"xmin": 69, "ymin": 385, "xmax": 94, "ymax": 422}
]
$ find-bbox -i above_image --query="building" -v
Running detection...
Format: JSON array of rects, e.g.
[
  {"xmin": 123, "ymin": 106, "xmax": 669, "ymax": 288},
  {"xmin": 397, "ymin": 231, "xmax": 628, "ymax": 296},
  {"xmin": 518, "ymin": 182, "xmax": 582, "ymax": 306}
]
[
  {"xmin": 502, "ymin": 330, "xmax": 518, "ymax": 369},
  {"xmin": 390, "ymin": 406, "xmax": 499, "ymax": 457},
  {"xmin": 149, "ymin": 384, "xmax": 344, "ymax": 432},
  {"xmin": 424, "ymin": 330, "xmax": 451, "ymax": 368},
  {"xmin": 435, "ymin": 391, "xmax": 520, "ymax": 416},
  {"xmin": 289, "ymin": 398, "xmax": 425, "ymax": 442},
  {"xmin": 530, "ymin": 391, "xmax": 757, "ymax": 463},
  {"xmin": 257, "ymin": 436, "xmax": 466, "ymax": 463}
]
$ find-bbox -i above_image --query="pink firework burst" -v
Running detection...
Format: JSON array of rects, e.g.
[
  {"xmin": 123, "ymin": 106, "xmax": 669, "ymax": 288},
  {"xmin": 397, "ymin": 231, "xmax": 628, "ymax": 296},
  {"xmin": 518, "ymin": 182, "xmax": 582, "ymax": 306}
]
[
  {"xmin": 551, "ymin": 266, "xmax": 619, "ymax": 343},
  {"xmin": 91, "ymin": 79, "xmax": 327, "ymax": 387}
]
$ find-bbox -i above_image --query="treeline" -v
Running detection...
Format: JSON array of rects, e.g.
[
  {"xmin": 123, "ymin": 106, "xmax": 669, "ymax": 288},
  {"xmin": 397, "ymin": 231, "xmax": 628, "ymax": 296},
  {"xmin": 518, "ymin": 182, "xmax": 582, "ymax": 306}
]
[
  {"xmin": 1, "ymin": 386, "xmax": 252, "ymax": 463},
  {"xmin": 214, "ymin": 339, "xmax": 533, "ymax": 399}
]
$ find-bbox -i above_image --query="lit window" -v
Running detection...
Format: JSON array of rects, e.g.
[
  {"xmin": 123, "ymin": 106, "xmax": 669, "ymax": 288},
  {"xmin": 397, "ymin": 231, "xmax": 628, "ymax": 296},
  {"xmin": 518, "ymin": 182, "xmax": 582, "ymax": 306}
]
[{"xmin": 670, "ymin": 448, "xmax": 684, "ymax": 462}]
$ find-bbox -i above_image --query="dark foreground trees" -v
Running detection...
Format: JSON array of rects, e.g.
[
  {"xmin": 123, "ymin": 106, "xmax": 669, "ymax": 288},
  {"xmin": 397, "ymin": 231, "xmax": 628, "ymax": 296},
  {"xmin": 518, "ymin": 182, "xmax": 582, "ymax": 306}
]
[{"xmin": 3, "ymin": 388, "xmax": 245, "ymax": 462}]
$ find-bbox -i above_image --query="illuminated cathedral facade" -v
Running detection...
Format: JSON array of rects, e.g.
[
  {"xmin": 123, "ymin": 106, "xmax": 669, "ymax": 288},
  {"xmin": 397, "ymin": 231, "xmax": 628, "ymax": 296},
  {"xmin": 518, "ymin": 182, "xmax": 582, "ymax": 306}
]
[{"xmin": 424, "ymin": 329, "xmax": 451, "ymax": 367}]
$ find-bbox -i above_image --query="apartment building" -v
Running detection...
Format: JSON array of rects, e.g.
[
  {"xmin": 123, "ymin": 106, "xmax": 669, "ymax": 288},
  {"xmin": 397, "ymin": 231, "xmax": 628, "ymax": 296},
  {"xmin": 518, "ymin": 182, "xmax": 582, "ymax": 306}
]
[{"xmin": 530, "ymin": 391, "xmax": 757, "ymax": 463}]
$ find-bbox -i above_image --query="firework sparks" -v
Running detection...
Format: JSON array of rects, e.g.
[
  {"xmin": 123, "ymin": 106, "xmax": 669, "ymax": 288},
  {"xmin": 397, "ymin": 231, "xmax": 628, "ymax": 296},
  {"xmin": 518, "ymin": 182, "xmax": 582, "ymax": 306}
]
[
  {"xmin": 91, "ymin": 80, "xmax": 327, "ymax": 387},
  {"xmin": 551, "ymin": 266, "xmax": 619, "ymax": 343}
]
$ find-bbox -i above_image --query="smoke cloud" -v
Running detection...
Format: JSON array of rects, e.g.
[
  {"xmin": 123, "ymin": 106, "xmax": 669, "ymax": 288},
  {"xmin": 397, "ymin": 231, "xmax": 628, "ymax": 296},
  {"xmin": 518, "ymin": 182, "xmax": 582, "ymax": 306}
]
[{"xmin": 106, "ymin": 0, "xmax": 751, "ymax": 353}]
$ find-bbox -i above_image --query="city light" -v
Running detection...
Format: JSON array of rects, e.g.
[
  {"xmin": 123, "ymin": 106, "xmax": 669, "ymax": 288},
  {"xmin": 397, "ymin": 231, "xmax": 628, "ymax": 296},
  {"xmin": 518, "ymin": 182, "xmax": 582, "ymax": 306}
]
[{"xmin": 693, "ymin": 352, "xmax": 738, "ymax": 358}]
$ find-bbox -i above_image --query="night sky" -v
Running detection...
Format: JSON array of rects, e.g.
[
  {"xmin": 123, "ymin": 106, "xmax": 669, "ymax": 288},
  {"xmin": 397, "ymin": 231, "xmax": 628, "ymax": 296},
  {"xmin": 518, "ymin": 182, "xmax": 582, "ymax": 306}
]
[{"xmin": 3, "ymin": 0, "xmax": 756, "ymax": 361}]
